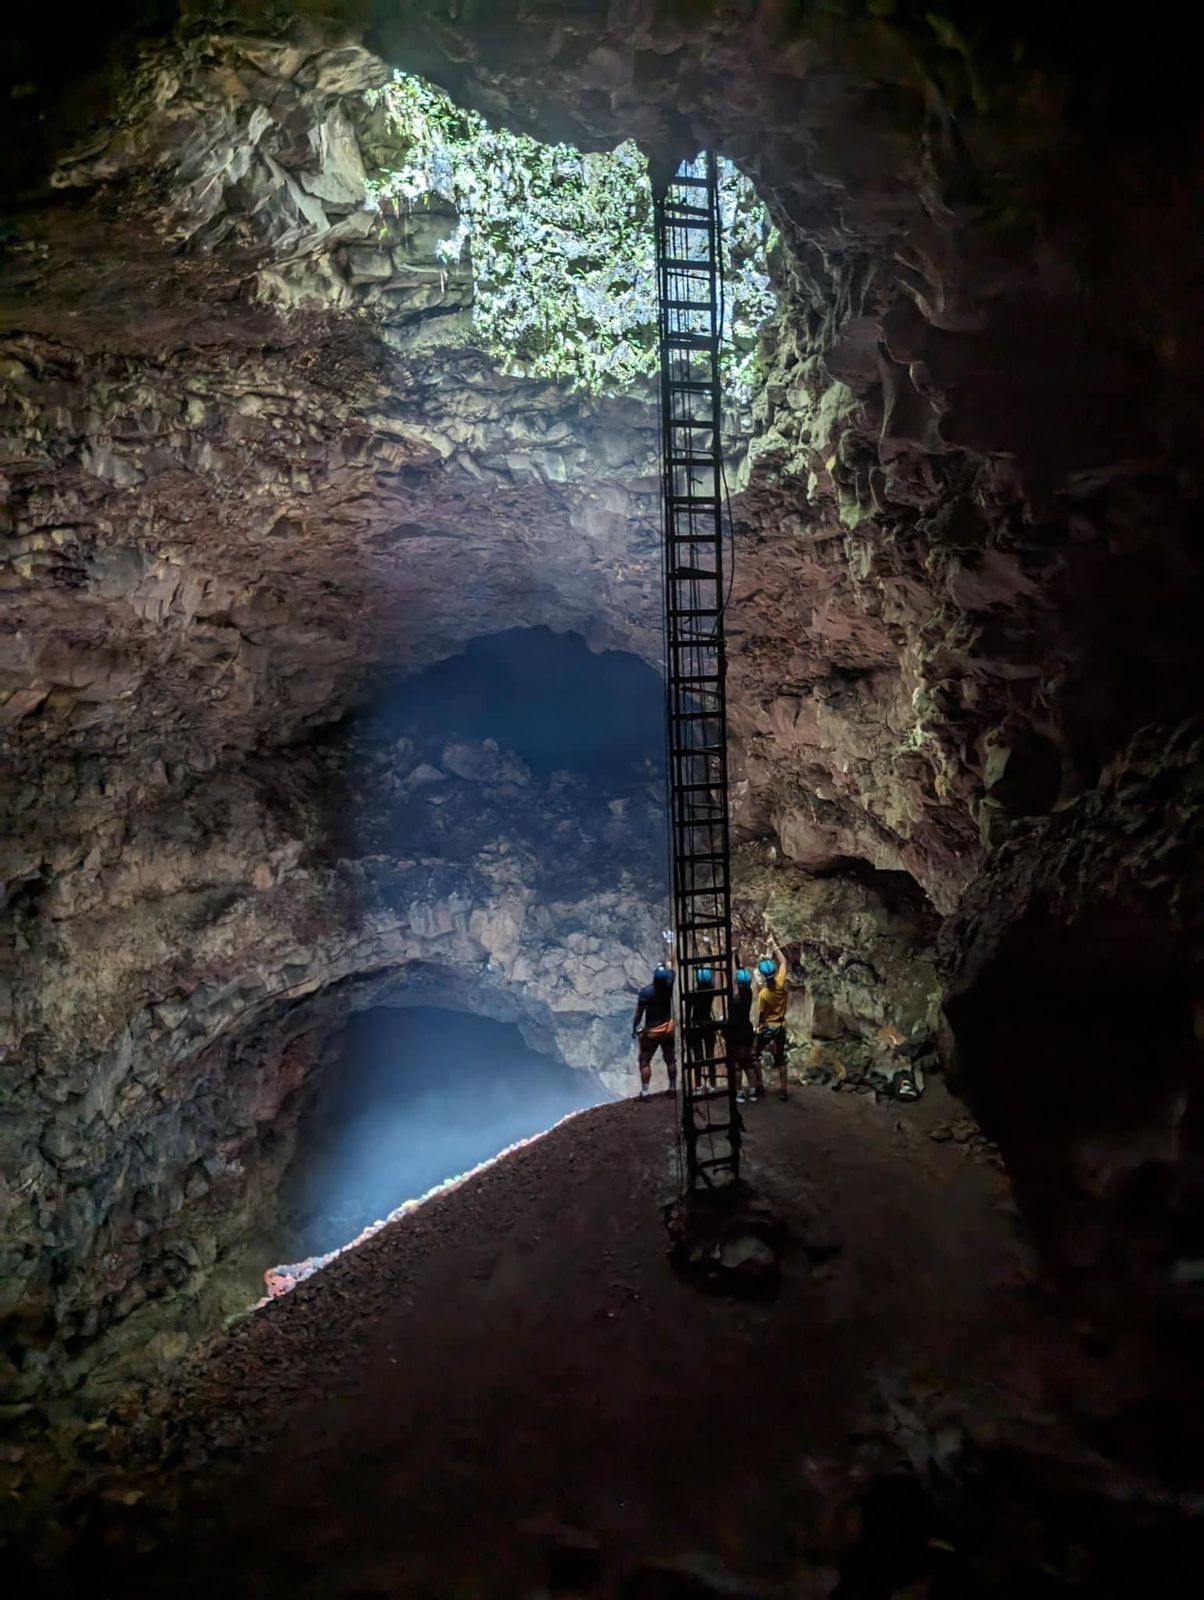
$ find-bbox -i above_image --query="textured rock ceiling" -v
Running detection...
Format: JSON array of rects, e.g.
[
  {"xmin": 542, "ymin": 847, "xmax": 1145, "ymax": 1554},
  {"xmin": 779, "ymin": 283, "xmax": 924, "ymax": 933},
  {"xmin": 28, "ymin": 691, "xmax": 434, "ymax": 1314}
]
[{"xmin": 2, "ymin": 1, "xmax": 1202, "ymax": 1394}]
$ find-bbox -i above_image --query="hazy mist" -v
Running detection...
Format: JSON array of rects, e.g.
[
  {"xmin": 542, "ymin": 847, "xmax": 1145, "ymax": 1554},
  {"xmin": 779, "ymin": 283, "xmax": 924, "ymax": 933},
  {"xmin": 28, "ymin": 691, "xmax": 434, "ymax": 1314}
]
[{"xmin": 283, "ymin": 1006, "xmax": 609, "ymax": 1256}]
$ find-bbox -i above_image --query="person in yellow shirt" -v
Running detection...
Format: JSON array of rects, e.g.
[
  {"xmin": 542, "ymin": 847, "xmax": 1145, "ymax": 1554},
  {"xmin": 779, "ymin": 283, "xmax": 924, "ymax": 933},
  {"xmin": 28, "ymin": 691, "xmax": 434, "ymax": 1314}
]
[{"xmin": 755, "ymin": 936, "xmax": 791, "ymax": 1101}]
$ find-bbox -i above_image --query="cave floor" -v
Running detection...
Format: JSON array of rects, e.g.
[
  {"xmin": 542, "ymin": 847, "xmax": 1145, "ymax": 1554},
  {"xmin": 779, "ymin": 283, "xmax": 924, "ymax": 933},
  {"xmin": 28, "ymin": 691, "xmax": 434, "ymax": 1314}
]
[{"xmin": 26, "ymin": 1086, "xmax": 1194, "ymax": 1598}]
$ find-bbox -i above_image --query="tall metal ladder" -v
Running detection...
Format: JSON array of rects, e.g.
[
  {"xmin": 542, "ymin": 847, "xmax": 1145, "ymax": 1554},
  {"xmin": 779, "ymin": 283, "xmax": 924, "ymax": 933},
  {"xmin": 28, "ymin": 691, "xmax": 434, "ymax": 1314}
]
[{"xmin": 654, "ymin": 152, "xmax": 739, "ymax": 1189}]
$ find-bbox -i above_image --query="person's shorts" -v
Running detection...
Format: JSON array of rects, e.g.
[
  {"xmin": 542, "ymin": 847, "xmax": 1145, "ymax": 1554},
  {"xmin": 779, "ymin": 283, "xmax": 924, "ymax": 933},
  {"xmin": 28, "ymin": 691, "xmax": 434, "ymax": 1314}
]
[
  {"xmin": 757, "ymin": 1025, "xmax": 787, "ymax": 1062},
  {"xmin": 638, "ymin": 1028, "xmax": 676, "ymax": 1069}
]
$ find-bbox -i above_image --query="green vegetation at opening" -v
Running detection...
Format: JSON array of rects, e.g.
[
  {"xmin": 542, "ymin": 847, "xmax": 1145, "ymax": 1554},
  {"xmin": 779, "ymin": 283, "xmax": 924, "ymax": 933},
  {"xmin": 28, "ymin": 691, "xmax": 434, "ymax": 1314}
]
[{"xmin": 363, "ymin": 71, "xmax": 777, "ymax": 402}]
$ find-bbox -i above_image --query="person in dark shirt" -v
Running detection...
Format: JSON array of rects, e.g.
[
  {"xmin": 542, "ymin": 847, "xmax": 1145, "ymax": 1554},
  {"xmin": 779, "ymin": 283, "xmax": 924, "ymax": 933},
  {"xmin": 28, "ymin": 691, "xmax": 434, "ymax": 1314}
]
[
  {"xmin": 632, "ymin": 951, "xmax": 676, "ymax": 1100},
  {"xmin": 685, "ymin": 964, "xmax": 718, "ymax": 1088},
  {"xmin": 727, "ymin": 962, "xmax": 762, "ymax": 1103}
]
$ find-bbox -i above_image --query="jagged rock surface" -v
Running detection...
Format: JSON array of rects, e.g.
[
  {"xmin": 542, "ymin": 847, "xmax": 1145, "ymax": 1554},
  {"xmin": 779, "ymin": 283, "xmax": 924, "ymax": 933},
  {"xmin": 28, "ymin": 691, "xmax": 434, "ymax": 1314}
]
[
  {"xmin": 0, "ymin": 29, "xmax": 668, "ymax": 1393},
  {"xmin": 2, "ymin": 1, "xmax": 1202, "ymax": 1392},
  {"xmin": 3, "ymin": 722, "xmax": 662, "ymax": 1395},
  {"xmin": 941, "ymin": 721, "xmax": 1204, "ymax": 1316}
]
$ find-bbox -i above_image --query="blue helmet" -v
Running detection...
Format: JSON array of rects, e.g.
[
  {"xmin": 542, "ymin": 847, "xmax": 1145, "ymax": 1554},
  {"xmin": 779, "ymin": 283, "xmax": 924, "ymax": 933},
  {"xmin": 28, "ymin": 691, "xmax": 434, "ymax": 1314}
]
[
  {"xmin": 735, "ymin": 967, "xmax": 752, "ymax": 987},
  {"xmin": 653, "ymin": 963, "xmax": 674, "ymax": 985},
  {"xmin": 696, "ymin": 967, "xmax": 713, "ymax": 985},
  {"xmin": 758, "ymin": 957, "xmax": 777, "ymax": 977}
]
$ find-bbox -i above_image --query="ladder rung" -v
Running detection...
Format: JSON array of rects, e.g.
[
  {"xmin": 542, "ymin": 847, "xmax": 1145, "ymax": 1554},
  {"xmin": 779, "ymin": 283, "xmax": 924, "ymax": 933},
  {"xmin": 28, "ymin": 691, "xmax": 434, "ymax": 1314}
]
[{"xmin": 667, "ymin": 174, "xmax": 712, "ymax": 188}]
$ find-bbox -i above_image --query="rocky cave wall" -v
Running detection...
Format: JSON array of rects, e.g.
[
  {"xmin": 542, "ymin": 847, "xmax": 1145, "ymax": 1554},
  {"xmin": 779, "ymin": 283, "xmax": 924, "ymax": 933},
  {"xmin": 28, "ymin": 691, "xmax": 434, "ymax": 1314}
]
[
  {"xmin": 1, "ymin": 30, "xmax": 681, "ymax": 1397},
  {"xmin": 3, "ymin": 0, "xmax": 1202, "ymax": 1391},
  {"xmin": 362, "ymin": 0, "xmax": 1202, "ymax": 1306},
  {"xmin": 5, "ymin": 697, "xmax": 664, "ymax": 1397}
]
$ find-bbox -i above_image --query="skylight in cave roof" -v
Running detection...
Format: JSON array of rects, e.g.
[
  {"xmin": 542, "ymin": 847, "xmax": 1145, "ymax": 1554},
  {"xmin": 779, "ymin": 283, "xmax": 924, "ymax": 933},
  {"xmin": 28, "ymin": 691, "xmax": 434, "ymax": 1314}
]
[{"xmin": 363, "ymin": 70, "xmax": 777, "ymax": 401}]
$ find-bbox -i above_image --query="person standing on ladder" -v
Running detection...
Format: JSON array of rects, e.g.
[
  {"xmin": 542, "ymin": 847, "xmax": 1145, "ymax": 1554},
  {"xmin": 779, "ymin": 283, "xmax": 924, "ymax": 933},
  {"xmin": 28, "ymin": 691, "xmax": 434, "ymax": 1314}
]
[
  {"xmin": 632, "ymin": 935, "xmax": 676, "ymax": 1101},
  {"xmin": 755, "ymin": 935, "xmax": 791, "ymax": 1101}
]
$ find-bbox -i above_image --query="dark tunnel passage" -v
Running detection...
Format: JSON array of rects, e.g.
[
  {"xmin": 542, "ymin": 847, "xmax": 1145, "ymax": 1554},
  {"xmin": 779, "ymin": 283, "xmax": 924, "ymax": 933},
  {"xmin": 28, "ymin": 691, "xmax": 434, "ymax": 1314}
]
[
  {"xmin": 363, "ymin": 626, "xmax": 665, "ymax": 780},
  {"xmin": 279, "ymin": 1007, "xmax": 608, "ymax": 1261}
]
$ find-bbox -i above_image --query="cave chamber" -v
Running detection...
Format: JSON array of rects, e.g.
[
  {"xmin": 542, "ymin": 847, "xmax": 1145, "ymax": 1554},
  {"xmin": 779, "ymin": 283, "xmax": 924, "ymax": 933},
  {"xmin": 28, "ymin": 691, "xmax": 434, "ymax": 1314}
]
[{"xmin": 2, "ymin": 3, "xmax": 1202, "ymax": 1594}]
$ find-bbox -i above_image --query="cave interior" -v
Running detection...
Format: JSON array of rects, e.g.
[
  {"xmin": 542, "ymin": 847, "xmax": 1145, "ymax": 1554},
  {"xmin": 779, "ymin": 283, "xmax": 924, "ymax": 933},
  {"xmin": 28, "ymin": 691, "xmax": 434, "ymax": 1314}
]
[{"xmin": 1, "ymin": 2, "xmax": 1202, "ymax": 1595}]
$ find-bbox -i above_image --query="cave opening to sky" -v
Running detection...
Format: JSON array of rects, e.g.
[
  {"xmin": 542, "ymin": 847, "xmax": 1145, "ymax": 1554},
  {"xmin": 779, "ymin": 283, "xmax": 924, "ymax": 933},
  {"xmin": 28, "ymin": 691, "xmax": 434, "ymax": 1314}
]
[{"xmin": 359, "ymin": 68, "xmax": 777, "ymax": 408}]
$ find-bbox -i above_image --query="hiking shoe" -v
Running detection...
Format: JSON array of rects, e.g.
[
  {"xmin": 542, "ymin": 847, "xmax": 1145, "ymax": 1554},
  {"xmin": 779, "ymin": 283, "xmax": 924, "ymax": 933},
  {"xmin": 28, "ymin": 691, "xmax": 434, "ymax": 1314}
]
[
  {"xmin": 639, "ymin": 1086, "xmax": 652, "ymax": 1101},
  {"xmin": 735, "ymin": 1090, "xmax": 747, "ymax": 1104}
]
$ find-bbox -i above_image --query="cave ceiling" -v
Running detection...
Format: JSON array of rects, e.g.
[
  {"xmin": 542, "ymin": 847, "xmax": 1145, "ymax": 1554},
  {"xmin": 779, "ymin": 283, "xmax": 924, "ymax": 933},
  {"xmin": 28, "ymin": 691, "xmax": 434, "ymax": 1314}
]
[{"xmin": 5, "ymin": 2, "xmax": 1199, "ymax": 905}]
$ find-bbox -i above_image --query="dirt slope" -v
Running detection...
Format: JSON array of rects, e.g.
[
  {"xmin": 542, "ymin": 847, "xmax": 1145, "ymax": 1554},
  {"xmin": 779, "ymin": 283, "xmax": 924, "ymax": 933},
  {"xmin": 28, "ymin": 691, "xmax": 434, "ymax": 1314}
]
[{"xmin": 18, "ymin": 1088, "xmax": 1200, "ymax": 1598}]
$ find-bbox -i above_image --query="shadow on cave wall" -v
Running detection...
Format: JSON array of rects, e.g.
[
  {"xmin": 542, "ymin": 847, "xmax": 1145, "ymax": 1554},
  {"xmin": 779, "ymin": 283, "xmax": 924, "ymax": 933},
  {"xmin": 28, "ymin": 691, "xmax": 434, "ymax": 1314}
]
[
  {"xmin": 279, "ymin": 1005, "xmax": 608, "ymax": 1257},
  {"xmin": 945, "ymin": 905, "xmax": 1200, "ymax": 1314}
]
